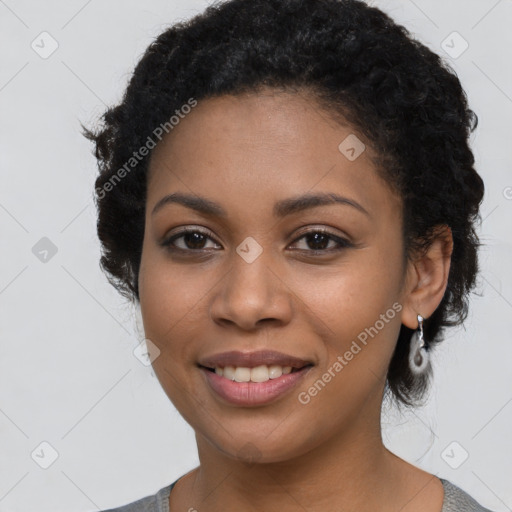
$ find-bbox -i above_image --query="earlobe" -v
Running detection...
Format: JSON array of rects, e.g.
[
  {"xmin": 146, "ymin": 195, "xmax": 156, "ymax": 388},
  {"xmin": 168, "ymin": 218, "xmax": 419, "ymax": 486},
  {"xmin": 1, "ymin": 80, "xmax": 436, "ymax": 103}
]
[{"xmin": 400, "ymin": 225, "xmax": 453, "ymax": 329}]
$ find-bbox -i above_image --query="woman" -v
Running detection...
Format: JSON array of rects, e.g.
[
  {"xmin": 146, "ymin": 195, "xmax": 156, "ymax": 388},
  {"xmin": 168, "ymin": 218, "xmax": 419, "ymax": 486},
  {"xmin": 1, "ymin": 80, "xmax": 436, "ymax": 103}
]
[{"xmin": 83, "ymin": 0, "xmax": 494, "ymax": 510}]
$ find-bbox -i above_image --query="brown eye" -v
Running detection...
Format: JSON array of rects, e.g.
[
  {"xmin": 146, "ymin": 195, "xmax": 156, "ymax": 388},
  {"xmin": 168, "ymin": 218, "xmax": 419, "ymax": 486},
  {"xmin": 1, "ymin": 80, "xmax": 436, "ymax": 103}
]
[
  {"xmin": 303, "ymin": 232, "xmax": 331, "ymax": 250},
  {"xmin": 289, "ymin": 229, "xmax": 353, "ymax": 253},
  {"xmin": 161, "ymin": 228, "xmax": 221, "ymax": 251}
]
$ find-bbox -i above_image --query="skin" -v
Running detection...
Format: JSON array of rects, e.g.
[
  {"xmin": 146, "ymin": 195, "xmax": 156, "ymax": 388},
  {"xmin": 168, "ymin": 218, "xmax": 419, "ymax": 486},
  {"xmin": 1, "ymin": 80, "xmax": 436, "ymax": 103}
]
[{"xmin": 138, "ymin": 89, "xmax": 453, "ymax": 512}]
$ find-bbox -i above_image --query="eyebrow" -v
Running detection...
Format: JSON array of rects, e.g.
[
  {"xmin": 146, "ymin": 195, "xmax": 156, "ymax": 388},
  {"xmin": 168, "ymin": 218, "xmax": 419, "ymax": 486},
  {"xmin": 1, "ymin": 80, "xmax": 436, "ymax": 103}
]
[{"xmin": 151, "ymin": 191, "xmax": 370, "ymax": 218}]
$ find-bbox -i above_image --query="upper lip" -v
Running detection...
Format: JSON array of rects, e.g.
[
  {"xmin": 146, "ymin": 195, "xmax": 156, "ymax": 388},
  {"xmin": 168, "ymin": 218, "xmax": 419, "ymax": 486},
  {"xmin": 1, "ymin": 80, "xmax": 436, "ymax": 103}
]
[{"xmin": 198, "ymin": 350, "xmax": 314, "ymax": 369}]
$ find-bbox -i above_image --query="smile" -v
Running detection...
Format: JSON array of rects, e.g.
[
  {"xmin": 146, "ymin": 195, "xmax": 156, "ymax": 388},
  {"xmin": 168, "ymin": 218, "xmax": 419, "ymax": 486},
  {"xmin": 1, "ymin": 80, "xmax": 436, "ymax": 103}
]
[
  {"xmin": 199, "ymin": 364, "xmax": 313, "ymax": 406},
  {"xmin": 203, "ymin": 364, "xmax": 304, "ymax": 382}
]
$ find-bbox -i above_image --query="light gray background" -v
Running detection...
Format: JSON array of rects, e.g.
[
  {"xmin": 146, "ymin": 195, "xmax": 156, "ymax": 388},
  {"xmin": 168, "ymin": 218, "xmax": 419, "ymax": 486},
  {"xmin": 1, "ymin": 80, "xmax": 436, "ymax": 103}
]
[{"xmin": 0, "ymin": 1, "xmax": 511, "ymax": 511}]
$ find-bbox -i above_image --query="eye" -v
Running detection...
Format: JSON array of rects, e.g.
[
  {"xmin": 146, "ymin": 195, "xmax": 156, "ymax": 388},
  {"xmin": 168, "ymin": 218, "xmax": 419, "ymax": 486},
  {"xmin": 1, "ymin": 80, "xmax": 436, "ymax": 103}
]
[
  {"xmin": 289, "ymin": 228, "xmax": 353, "ymax": 253},
  {"xmin": 161, "ymin": 227, "xmax": 221, "ymax": 251},
  {"xmin": 161, "ymin": 226, "xmax": 353, "ymax": 255}
]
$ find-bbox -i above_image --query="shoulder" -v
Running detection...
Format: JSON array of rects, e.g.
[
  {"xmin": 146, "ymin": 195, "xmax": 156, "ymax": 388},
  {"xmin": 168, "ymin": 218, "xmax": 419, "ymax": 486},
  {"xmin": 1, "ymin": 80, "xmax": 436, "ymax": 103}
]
[
  {"xmin": 100, "ymin": 480, "xmax": 177, "ymax": 512},
  {"xmin": 101, "ymin": 476, "xmax": 497, "ymax": 511},
  {"xmin": 440, "ymin": 478, "xmax": 495, "ymax": 512}
]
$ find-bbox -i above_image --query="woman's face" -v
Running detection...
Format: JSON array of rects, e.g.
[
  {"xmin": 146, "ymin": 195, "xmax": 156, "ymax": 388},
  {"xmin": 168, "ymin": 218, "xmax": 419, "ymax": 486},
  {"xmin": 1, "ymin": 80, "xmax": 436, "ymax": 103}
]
[{"xmin": 139, "ymin": 90, "xmax": 414, "ymax": 463}]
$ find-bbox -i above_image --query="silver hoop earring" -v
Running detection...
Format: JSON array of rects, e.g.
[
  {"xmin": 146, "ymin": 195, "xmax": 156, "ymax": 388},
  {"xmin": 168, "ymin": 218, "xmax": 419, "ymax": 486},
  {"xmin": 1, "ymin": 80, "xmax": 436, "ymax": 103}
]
[{"xmin": 408, "ymin": 314, "xmax": 429, "ymax": 375}]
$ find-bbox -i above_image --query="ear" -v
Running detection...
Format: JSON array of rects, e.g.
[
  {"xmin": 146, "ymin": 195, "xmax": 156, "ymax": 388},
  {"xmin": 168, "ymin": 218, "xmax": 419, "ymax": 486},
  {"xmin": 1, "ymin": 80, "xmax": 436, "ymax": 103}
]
[{"xmin": 401, "ymin": 225, "xmax": 454, "ymax": 329}]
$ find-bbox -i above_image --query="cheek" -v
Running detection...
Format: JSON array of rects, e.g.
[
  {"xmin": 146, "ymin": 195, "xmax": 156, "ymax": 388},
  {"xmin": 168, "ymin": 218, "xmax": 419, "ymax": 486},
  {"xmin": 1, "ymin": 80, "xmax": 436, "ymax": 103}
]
[
  {"xmin": 295, "ymin": 246, "xmax": 405, "ymax": 392},
  {"xmin": 139, "ymin": 270, "xmax": 202, "ymax": 344},
  {"xmin": 138, "ymin": 252, "xmax": 211, "ymax": 411},
  {"xmin": 299, "ymin": 246, "xmax": 403, "ymax": 329},
  {"xmin": 292, "ymin": 265, "xmax": 403, "ymax": 423},
  {"xmin": 139, "ymin": 234, "xmax": 190, "ymax": 317},
  {"xmin": 138, "ymin": 245, "xmax": 217, "ymax": 367}
]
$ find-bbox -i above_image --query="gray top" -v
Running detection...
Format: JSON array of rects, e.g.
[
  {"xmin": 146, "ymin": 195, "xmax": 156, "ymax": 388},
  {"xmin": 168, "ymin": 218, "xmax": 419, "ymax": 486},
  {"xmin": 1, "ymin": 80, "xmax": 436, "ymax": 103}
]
[{"xmin": 101, "ymin": 476, "xmax": 495, "ymax": 512}]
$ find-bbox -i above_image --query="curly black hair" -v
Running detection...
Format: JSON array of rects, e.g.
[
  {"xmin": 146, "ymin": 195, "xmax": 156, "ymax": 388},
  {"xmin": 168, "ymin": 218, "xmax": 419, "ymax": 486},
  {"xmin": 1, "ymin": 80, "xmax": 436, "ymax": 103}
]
[{"xmin": 82, "ymin": 0, "xmax": 485, "ymax": 407}]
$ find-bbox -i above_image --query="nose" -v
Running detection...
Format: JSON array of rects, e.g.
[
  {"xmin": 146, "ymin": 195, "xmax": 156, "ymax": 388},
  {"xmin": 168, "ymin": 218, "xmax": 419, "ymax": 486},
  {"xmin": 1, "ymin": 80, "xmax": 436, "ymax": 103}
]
[{"xmin": 209, "ymin": 249, "xmax": 293, "ymax": 331}]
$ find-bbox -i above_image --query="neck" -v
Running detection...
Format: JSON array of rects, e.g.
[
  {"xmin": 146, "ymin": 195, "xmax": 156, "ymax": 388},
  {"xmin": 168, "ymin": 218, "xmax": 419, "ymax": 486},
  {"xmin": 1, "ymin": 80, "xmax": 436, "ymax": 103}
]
[{"xmin": 188, "ymin": 403, "xmax": 406, "ymax": 511}]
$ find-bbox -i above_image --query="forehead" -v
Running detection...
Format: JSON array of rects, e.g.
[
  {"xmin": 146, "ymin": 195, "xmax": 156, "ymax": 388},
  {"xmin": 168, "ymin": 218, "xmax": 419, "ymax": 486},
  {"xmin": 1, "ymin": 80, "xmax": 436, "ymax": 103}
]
[
  {"xmin": 149, "ymin": 90, "xmax": 357, "ymax": 168},
  {"xmin": 147, "ymin": 90, "xmax": 400, "ymax": 220}
]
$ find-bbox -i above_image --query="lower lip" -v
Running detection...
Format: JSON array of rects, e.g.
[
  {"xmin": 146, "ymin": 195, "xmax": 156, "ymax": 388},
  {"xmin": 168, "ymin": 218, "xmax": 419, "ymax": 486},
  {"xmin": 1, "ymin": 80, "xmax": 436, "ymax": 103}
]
[{"xmin": 200, "ymin": 366, "xmax": 312, "ymax": 407}]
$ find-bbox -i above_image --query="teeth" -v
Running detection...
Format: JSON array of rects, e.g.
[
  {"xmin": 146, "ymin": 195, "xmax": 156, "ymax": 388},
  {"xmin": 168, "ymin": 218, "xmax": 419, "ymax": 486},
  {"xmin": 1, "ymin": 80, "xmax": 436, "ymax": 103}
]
[
  {"xmin": 222, "ymin": 366, "xmax": 235, "ymax": 380},
  {"xmin": 234, "ymin": 367, "xmax": 251, "ymax": 382},
  {"xmin": 213, "ymin": 364, "xmax": 294, "ymax": 382},
  {"xmin": 250, "ymin": 365, "xmax": 269, "ymax": 382}
]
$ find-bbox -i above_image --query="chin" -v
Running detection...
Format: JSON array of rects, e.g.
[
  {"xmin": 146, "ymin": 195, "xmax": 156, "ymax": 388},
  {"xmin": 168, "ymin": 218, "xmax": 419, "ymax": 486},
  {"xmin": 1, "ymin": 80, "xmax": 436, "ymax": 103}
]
[{"xmin": 197, "ymin": 421, "xmax": 323, "ymax": 466}]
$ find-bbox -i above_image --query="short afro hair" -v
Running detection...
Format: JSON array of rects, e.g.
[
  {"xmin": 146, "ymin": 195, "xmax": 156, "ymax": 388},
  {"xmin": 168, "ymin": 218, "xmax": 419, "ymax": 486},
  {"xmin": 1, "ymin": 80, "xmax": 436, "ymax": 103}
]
[{"xmin": 82, "ymin": 0, "xmax": 485, "ymax": 407}]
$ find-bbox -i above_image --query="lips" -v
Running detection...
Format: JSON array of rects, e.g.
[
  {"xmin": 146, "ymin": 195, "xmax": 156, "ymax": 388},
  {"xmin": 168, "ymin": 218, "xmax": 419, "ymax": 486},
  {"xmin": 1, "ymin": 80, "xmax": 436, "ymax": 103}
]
[
  {"xmin": 198, "ymin": 349, "xmax": 313, "ymax": 370},
  {"xmin": 197, "ymin": 350, "xmax": 314, "ymax": 406}
]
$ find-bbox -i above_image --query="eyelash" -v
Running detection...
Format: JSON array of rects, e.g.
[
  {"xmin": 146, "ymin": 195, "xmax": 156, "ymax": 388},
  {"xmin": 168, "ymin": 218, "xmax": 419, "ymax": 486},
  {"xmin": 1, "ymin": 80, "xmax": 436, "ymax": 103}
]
[{"xmin": 161, "ymin": 226, "xmax": 353, "ymax": 255}]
